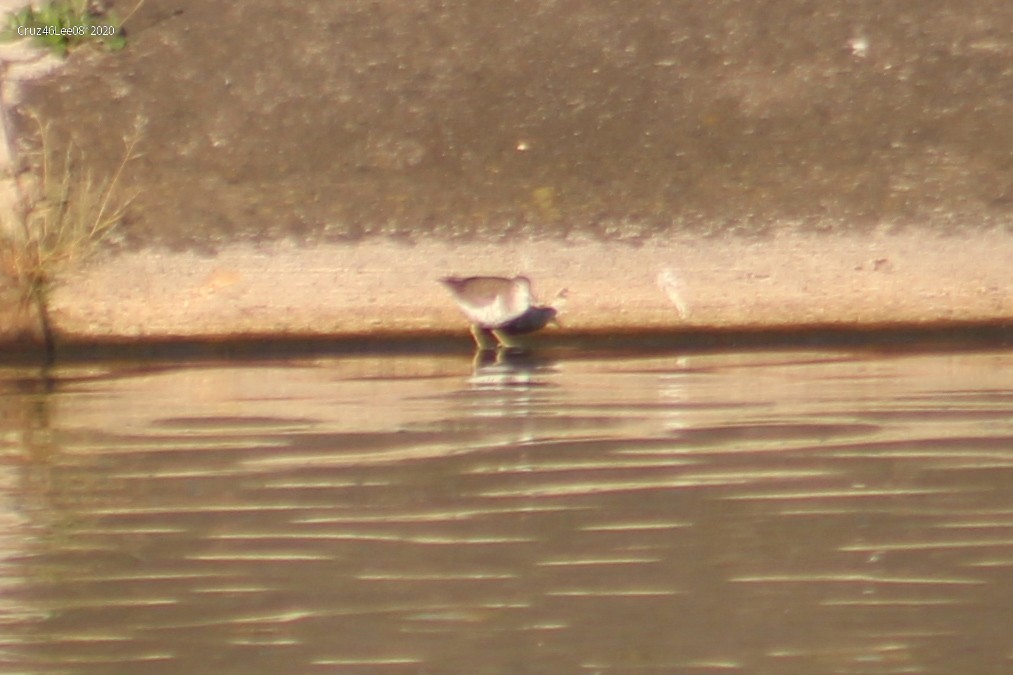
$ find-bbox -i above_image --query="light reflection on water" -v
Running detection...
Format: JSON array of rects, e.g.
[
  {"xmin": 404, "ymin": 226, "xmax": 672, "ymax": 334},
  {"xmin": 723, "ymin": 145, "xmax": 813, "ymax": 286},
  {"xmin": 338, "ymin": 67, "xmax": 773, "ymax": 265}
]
[{"xmin": 0, "ymin": 348, "xmax": 1011, "ymax": 673}]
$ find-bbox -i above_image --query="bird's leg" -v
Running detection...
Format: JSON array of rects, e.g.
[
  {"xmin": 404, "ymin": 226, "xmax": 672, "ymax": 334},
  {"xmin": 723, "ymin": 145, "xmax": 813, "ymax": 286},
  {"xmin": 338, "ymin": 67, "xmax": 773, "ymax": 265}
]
[
  {"xmin": 491, "ymin": 328, "xmax": 521, "ymax": 350},
  {"xmin": 470, "ymin": 324, "xmax": 498, "ymax": 351}
]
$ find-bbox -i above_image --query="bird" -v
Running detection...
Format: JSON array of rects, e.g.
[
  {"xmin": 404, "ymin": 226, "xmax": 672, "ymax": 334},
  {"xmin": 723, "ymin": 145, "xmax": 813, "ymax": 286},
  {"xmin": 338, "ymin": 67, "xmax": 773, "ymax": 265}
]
[{"xmin": 439, "ymin": 275, "xmax": 564, "ymax": 350}]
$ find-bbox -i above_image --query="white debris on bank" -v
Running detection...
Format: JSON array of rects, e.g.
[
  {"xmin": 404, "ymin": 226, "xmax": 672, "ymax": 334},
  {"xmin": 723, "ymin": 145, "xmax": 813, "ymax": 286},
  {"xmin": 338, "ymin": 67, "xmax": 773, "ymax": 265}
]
[{"xmin": 656, "ymin": 268, "xmax": 690, "ymax": 319}]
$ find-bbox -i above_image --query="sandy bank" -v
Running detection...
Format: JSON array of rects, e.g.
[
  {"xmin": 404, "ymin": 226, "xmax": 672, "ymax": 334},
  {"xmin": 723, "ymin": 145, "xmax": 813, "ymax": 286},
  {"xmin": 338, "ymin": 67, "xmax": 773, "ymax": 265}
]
[{"xmin": 26, "ymin": 229, "xmax": 1008, "ymax": 347}]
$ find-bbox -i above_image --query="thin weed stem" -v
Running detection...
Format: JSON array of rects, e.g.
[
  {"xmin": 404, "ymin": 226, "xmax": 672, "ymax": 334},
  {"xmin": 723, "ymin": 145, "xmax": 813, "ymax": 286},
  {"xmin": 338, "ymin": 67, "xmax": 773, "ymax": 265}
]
[{"xmin": 0, "ymin": 117, "xmax": 140, "ymax": 358}]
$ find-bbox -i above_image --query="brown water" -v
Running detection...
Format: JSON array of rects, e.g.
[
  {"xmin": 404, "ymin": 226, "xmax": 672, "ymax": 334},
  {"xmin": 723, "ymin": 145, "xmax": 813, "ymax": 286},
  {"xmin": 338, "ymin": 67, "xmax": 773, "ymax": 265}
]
[{"xmin": 0, "ymin": 348, "xmax": 1010, "ymax": 674}]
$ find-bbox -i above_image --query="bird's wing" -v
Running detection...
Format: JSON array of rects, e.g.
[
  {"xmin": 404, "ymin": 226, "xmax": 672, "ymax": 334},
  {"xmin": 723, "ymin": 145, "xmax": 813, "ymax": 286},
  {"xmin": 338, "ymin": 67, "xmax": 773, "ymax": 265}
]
[
  {"xmin": 442, "ymin": 276, "xmax": 534, "ymax": 327},
  {"xmin": 459, "ymin": 278, "xmax": 531, "ymax": 327},
  {"xmin": 461, "ymin": 294, "xmax": 528, "ymax": 327}
]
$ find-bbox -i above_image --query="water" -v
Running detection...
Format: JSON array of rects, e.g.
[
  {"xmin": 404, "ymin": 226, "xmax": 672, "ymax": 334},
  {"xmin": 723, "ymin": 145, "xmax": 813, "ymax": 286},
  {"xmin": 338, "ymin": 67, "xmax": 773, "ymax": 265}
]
[{"xmin": 0, "ymin": 347, "xmax": 1011, "ymax": 674}]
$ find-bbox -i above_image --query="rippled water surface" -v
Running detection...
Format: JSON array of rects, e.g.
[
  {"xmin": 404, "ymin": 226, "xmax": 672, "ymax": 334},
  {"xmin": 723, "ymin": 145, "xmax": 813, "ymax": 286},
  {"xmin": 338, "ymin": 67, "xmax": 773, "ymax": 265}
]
[{"xmin": 0, "ymin": 348, "xmax": 1011, "ymax": 674}]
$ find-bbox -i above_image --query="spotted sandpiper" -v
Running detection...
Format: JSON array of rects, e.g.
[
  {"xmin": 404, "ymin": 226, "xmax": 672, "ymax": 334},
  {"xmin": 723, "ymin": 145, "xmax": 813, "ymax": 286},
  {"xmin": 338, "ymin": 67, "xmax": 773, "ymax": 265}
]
[{"xmin": 439, "ymin": 275, "xmax": 564, "ymax": 350}]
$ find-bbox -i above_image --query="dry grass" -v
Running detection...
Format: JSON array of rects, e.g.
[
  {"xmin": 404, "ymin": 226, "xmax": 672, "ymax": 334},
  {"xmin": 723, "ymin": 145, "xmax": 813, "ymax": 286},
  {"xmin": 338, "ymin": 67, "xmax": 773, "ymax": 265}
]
[{"xmin": 0, "ymin": 118, "xmax": 138, "ymax": 350}]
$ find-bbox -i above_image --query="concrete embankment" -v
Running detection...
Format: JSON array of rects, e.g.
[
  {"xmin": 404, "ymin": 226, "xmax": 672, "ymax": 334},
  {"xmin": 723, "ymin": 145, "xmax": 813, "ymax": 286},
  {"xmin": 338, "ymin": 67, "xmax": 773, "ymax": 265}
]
[{"xmin": 0, "ymin": 2, "xmax": 1011, "ymax": 356}]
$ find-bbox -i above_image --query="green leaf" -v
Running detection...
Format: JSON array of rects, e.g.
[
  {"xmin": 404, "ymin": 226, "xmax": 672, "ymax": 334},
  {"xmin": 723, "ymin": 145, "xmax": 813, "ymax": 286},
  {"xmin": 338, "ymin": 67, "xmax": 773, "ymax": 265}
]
[
  {"xmin": 3, "ymin": 0, "xmax": 129, "ymax": 55},
  {"xmin": 104, "ymin": 34, "xmax": 126, "ymax": 51}
]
